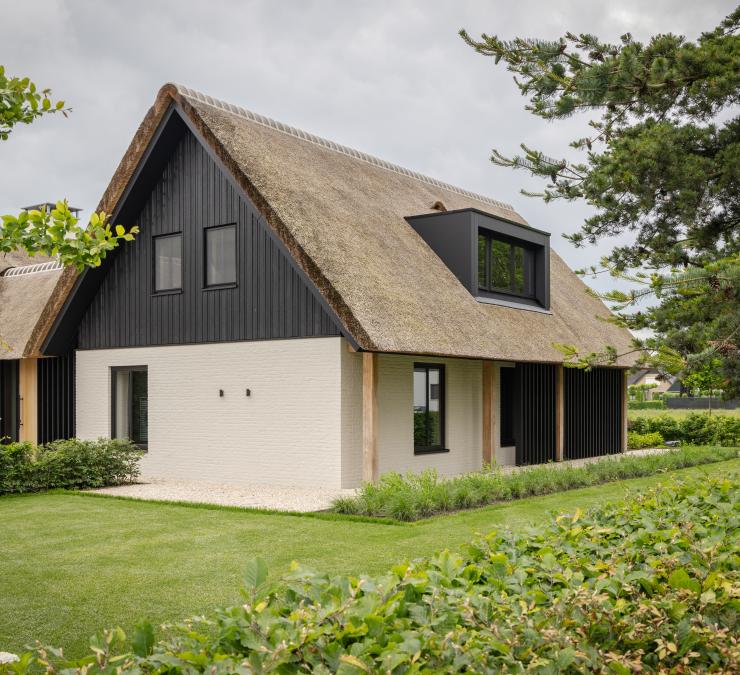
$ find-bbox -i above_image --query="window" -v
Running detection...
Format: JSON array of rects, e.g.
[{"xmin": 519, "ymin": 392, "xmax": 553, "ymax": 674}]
[
  {"xmin": 153, "ymin": 233, "xmax": 182, "ymax": 292},
  {"xmin": 478, "ymin": 231, "xmax": 534, "ymax": 297},
  {"xmin": 413, "ymin": 363, "xmax": 447, "ymax": 453},
  {"xmin": 111, "ymin": 367, "xmax": 148, "ymax": 447},
  {"xmin": 205, "ymin": 224, "xmax": 237, "ymax": 287}
]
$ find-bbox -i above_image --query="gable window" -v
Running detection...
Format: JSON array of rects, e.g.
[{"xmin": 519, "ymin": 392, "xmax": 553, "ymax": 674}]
[
  {"xmin": 111, "ymin": 366, "xmax": 148, "ymax": 448},
  {"xmin": 205, "ymin": 224, "xmax": 237, "ymax": 287},
  {"xmin": 478, "ymin": 231, "xmax": 534, "ymax": 297},
  {"xmin": 413, "ymin": 363, "xmax": 447, "ymax": 454},
  {"xmin": 153, "ymin": 233, "xmax": 182, "ymax": 292}
]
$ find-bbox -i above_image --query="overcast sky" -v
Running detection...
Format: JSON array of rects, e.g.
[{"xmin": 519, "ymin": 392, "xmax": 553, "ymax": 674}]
[{"xmin": 2, "ymin": 0, "xmax": 734, "ymax": 292}]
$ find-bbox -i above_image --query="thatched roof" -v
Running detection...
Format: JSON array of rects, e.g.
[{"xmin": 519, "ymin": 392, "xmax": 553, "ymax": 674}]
[
  {"xmin": 0, "ymin": 251, "xmax": 62, "ymax": 359},
  {"xmin": 40, "ymin": 84, "xmax": 636, "ymax": 365}
]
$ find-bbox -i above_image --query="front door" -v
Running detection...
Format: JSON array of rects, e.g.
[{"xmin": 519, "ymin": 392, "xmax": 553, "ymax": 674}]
[{"xmin": 0, "ymin": 360, "xmax": 20, "ymax": 443}]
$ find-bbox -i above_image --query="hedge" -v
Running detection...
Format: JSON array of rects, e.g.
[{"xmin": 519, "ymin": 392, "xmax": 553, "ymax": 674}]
[
  {"xmin": 333, "ymin": 445, "xmax": 737, "ymax": 520},
  {"xmin": 0, "ymin": 438, "xmax": 141, "ymax": 495},
  {"xmin": 628, "ymin": 400, "xmax": 665, "ymax": 410},
  {"xmin": 13, "ymin": 476, "xmax": 738, "ymax": 673},
  {"xmin": 627, "ymin": 430, "xmax": 664, "ymax": 449},
  {"xmin": 629, "ymin": 412, "xmax": 740, "ymax": 446}
]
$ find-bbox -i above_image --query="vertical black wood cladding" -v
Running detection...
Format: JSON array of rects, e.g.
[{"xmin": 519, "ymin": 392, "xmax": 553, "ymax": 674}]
[
  {"xmin": 564, "ymin": 367, "xmax": 622, "ymax": 459},
  {"xmin": 0, "ymin": 360, "xmax": 20, "ymax": 443},
  {"xmin": 37, "ymin": 352, "xmax": 76, "ymax": 444},
  {"xmin": 77, "ymin": 131, "xmax": 340, "ymax": 350},
  {"xmin": 515, "ymin": 363, "xmax": 556, "ymax": 465}
]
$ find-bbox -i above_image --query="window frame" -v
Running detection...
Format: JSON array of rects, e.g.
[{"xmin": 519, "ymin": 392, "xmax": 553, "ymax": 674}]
[
  {"xmin": 413, "ymin": 362, "xmax": 448, "ymax": 455},
  {"xmin": 478, "ymin": 230, "xmax": 536, "ymax": 299},
  {"xmin": 110, "ymin": 365, "xmax": 148, "ymax": 450},
  {"xmin": 152, "ymin": 232, "xmax": 183, "ymax": 295},
  {"xmin": 203, "ymin": 223, "xmax": 238, "ymax": 290}
]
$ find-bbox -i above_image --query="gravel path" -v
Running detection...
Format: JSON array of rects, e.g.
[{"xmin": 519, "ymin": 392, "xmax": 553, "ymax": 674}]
[
  {"xmin": 90, "ymin": 478, "xmax": 356, "ymax": 512},
  {"xmin": 89, "ymin": 449, "xmax": 670, "ymax": 512}
]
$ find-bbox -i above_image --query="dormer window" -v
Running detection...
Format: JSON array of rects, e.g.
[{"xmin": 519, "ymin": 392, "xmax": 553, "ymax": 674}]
[
  {"xmin": 477, "ymin": 232, "xmax": 535, "ymax": 297},
  {"xmin": 406, "ymin": 207, "xmax": 551, "ymax": 312}
]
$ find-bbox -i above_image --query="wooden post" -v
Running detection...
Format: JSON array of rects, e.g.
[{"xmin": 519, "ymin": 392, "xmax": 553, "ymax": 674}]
[
  {"xmin": 482, "ymin": 361, "xmax": 495, "ymax": 465},
  {"xmin": 362, "ymin": 351, "xmax": 378, "ymax": 483},
  {"xmin": 555, "ymin": 364, "xmax": 564, "ymax": 461},
  {"xmin": 19, "ymin": 358, "xmax": 38, "ymax": 445},
  {"xmin": 621, "ymin": 369, "xmax": 629, "ymax": 453}
]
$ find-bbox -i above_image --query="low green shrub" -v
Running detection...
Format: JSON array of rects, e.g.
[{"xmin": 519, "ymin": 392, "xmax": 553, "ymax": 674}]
[
  {"xmin": 629, "ymin": 412, "xmax": 740, "ymax": 446},
  {"xmin": 628, "ymin": 400, "xmax": 665, "ymax": 410},
  {"xmin": 0, "ymin": 438, "xmax": 141, "ymax": 495},
  {"xmin": 16, "ymin": 477, "xmax": 739, "ymax": 673},
  {"xmin": 333, "ymin": 445, "xmax": 737, "ymax": 520},
  {"xmin": 627, "ymin": 430, "xmax": 664, "ymax": 449}
]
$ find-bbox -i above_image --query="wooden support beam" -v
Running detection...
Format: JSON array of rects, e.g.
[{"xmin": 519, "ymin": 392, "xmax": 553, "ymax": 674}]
[
  {"xmin": 19, "ymin": 358, "xmax": 38, "ymax": 445},
  {"xmin": 555, "ymin": 364, "xmax": 564, "ymax": 461},
  {"xmin": 621, "ymin": 369, "xmax": 629, "ymax": 453},
  {"xmin": 362, "ymin": 351, "xmax": 378, "ymax": 483},
  {"xmin": 482, "ymin": 361, "xmax": 495, "ymax": 465}
]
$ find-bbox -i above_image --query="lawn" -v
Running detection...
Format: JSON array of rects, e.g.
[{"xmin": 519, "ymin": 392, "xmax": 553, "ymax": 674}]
[
  {"xmin": 0, "ymin": 458, "xmax": 737, "ymax": 658},
  {"xmin": 629, "ymin": 407, "xmax": 740, "ymax": 419}
]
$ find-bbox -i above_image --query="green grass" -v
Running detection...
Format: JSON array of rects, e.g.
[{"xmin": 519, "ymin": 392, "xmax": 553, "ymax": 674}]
[
  {"xmin": 629, "ymin": 407, "xmax": 740, "ymax": 419},
  {"xmin": 0, "ymin": 459, "xmax": 737, "ymax": 658}
]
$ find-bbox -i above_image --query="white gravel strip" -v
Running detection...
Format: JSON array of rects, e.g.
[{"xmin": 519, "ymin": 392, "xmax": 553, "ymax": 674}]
[
  {"xmin": 89, "ymin": 449, "xmax": 673, "ymax": 512},
  {"xmin": 90, "ymin": 478, "xmax": 357, "ymax": 512}
]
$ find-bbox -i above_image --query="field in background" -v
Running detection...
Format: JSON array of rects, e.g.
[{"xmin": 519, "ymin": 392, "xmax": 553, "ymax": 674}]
[{"xmin": 629, "ymin": 407, "xmax": 740, "ymax": 419}]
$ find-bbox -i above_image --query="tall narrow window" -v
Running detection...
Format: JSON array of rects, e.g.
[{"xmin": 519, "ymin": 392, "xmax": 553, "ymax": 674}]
[
  {"xmin": 413, "ymin": 363, "xmax": 446, "ymax": 453},
  {"xmin": 500, "ymin": 366, "xmax": 516, "ymax": 446},
  {"xmin": 112, "ymin": 367, "xmax": 148, "ymax": 447},
  {"xmin": 205, "ymin": 224, "xmax": 237, "ymax": 287},
  {"xmin": 154, "ymin": 233, "xmax": 182, "ymax": 292},
  {"xmin": 478, "ymin": 230, "xmax": 534, "ymax": 297}
]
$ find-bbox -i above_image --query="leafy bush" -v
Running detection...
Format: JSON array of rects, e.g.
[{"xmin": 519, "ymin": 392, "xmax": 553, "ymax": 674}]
[
  {"xmin": 0, "ymin": 438, "xmax": 141, "ymax": 495},
  {"xmin": 17, "ymin": 477, "xmax": 739, "ymax": 673},
  {"xmin": 627, "ymin": 431, "xmax": 664, "ymax": 449},
  {"xmin": 628, "ymin": 400, "xmax": 665, "ymax": 410},
  {"xmin": 629, "ymin": 412, "xmax": 740, "ymax": 446},
  {"xmin": 333, "ymin": 445, "xmax": 737, "ymax": 520}
]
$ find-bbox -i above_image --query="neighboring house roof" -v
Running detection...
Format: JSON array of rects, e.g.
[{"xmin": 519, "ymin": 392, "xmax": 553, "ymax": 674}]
[
  {"xmin": 628, "ymin": 368, "xmax": 675, "ymax": 388},
  {"xmin": 0, "ymin": 251, "xmax": 63, "ymax": 359},
  {"xmin": 40, "ymin": 83, "xmax": 636, "ymax": 364}
]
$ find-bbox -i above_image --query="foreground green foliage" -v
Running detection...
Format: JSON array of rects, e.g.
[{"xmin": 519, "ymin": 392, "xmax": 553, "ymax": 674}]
[
  {"xmin": 15, "ymin": 477, "xmax": 738, "ymax": 673},
  {"xmin": 0, "ymin": 438, "xmax": 141, "ymax": 494},
  {"xmin": 629, "ymin": 411, "xmax": 740, "ymax": 446},
  {"xmin": 0, "ymin": 66, "xmax": 67, "ymax": 140},
  {"xmin": 333, "ymin": 446, "xmax": 736, "ymax": 520}
]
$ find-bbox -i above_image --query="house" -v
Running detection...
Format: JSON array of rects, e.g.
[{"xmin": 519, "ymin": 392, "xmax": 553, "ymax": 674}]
[
  {"xmin": 628, "ymin": 369, "xmax": 674, "ymax": 400},
  {"xmin": 0, "ymin": 250, "xmax": 74, "ymax": 444},
  {"xmin": 9, "ymin": 84, "xmax": 636, "ymax": 488}
]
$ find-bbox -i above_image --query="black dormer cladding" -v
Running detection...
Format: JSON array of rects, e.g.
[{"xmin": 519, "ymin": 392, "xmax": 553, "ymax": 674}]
[{"xmin": 406, "ymin": 208, "xmax": 550, "ymax": 311}]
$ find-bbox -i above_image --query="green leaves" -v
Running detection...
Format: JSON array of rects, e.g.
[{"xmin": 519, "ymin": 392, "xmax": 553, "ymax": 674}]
[
  {"xmin": 0, "ymin": 66, "xmax": 69, "ymax": 140},
  {"xmin": 244, "ymin": 557, "xmax": 269, "ymax": 590},
  {"xmin": 131, "ymin": 621, "xmax": 154, "ymax": 657},
  {"xmin": 0, "ymin": 201, "xmax": 138, "ymax": 270},
  {"xmin": 668, "ymin": 568, "xmax": 702, "ymax": 594}
]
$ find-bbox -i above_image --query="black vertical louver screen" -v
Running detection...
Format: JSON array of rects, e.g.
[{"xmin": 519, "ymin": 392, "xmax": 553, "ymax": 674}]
[
  {"xmin": 515, "ymin": 363, "xmax": 557, "ymax": 465},
  {"xmin": 0, "ymin": 360, "xmax": 20, "ymax": 443},
  {"xmin": 564, "ymin": 367, "xmax": 622, "ymax": 459},
  {"xmin": 37, "ymin": 352, "xmax": 76, "ymax": 444}
]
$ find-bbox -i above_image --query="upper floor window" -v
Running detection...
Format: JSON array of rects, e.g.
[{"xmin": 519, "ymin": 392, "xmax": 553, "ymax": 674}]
[
  {"xmin": 153, "ymin": 233, "xmax": 182, "ymax": 292},
  {"xmin": 478, "ymin": 231, "xmax": 535, "ymax": 297},
  {"xmin": 205, "ymin": 224, "xmax": 237, "ymax": 287}
]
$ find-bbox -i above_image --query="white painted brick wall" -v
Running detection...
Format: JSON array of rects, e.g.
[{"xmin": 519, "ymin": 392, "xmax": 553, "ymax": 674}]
[
  {"xmin": 372, "ymin": 354, "xmax": 484, "ymax": 478},
  {"xmin": 76, "ymin": 338, "xmax": 346, "ymax": 487}
]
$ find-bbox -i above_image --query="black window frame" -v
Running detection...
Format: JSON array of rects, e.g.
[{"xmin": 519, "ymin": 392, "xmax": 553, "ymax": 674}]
[
  {"xmin": 478, "ymin": 230, "xmax": 536, "ymax": 299},
  {"xmin": 499, "ymin": 365, "xmax": 517, "ymax": 447},
  {"xmin": 152, "ymin": 232, "xmax": 183, "ymax": 295},
  {"xmin": 413, "ymin": 362, "xmax": 448, "ymax": 455},
  {"xmin": 110, "ymin": 365, "xmax": 148, "ymax": 450},
  {"xmin": 203, "ymin": 223, "xmax": 238, "ymax": 289}
]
